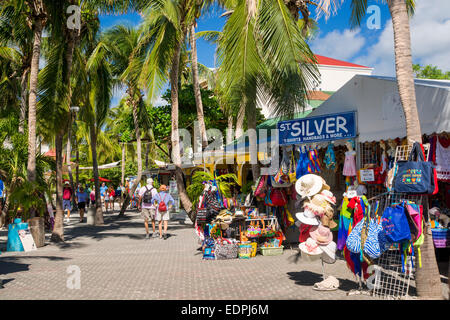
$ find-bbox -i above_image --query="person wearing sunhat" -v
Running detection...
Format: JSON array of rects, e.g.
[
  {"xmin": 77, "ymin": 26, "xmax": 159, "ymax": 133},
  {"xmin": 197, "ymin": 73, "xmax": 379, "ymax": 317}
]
[
  {"xmin": 63, "ymin": 181, "xmax": 73, "ymax": 223},
  {"xmin": 152, "ymin": 184, "xmax": 175, "ymax": 240}
]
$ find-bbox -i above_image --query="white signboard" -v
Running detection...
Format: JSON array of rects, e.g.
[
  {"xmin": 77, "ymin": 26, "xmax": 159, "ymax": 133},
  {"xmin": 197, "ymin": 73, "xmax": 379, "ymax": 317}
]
[
  {"xmin": 18, "ymin": 229, "xmax": 37, "ymax": 252},
  {"xmin": 360, "ymin": 169, "xmax": 375, "ymax": 182}
]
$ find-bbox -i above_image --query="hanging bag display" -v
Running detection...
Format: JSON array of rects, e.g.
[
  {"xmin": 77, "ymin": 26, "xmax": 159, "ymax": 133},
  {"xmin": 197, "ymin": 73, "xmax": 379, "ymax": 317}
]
[
  {"xmin": 254, "ymin": 175, "xmax": 268, "ymax": 198},
  {"xmin": 215, "ymin": 237, "xmax": 238, "ymax": 260},
  {"xmin": 288, "ymin": 151, "xmax": 297, "ymax": 182},
  {"xmin": 196, "ymin": 192, "xmax": 207, "ymax": 223},
  {"xmin": 270, "ymin": 188, "xmax": 287, "ymax": 207},
  {"xmin": 346, "ymin": 219, "xmax": 365, "ymax": 254},
  {"xmin": 381, "ymin": 203, "xmax": 411, "ymax": 243},
  {"xmin": 394, "ymin": 142, "xmax": 436, "ymax": 194}
]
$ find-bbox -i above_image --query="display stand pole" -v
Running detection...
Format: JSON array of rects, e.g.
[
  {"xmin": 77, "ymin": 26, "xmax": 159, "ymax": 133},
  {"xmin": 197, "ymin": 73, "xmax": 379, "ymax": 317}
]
[{"xmin": 321, "ymin": 259, "xmax": 326, "ymax": 281}]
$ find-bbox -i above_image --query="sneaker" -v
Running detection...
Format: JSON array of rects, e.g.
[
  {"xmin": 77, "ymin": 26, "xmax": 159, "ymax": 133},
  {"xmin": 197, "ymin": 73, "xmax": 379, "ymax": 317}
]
[
  {"xmin": 66, "ymin": 218, "xmax": 70, "ymax": 223},
  {"xmin": 152, "ymin": 233, "xmax": 158, "ymax": 239},
  {"xmin": 145, "ymin": 234, "xmax": 150, "ymax": 239},
  {"xmin": 163, "ymin": 234, "xmax": 168, "ymax": 240}
]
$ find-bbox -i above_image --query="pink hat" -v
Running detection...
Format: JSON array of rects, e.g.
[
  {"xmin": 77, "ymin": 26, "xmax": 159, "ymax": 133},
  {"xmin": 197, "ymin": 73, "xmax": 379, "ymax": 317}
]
[
  {"xmin": 299, "ymin": 237, "xmax": 323, "ymax": 256},
  {"xmin": 320, "ymin": 190, "xmax": 336, "ymax": 205},
  {"xmin": 310, "ymin": 224, "xmax": 333, "ymax": 245}
]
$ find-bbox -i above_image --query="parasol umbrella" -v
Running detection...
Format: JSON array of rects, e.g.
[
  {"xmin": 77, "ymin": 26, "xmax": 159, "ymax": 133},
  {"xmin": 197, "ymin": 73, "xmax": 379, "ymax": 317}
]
[{"xmin": 90, "ymin": 177, "xmax": 112, "ymax": 182}]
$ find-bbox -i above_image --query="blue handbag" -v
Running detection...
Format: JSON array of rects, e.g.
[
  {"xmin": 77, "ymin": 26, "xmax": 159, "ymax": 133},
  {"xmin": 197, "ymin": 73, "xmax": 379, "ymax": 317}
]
[
  {"xmin": 394, "ymin": 142, "xmax": 434, "ymax": 194},
  {"xmin": 381, "ymin": 203, "xmax": 411, "ymax": 243},
  {"xmin": 346, "ymin": 219, "xmax": 365, "ymax": 254},
  {"xmin": 363, "ymin": 219, "xmax": 383, "ymax": 259}
]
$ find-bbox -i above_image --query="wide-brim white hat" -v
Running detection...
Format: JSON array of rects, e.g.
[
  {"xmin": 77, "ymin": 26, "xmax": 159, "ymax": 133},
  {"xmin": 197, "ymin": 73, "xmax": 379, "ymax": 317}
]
[
  {"xmin": 320, "ymin": 241, "xmax": 337, "ymax": 264},
  {"xmin": 299, "ymin": 237, "xmax": 323, "ymax": 256},
  {"xmin": 295, "ymin": 174, "xmax": 329, "ymax": 198},
  {"xmin": 296, "ymin": 209, "xmax": 319, "ymax": 226}
]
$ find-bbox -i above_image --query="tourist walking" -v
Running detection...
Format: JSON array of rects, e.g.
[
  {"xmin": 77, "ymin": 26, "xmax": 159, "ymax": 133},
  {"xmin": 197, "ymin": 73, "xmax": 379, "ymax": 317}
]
[
  {"xmin": 63, "ymin": 181, "xmax": 73, "ymax": 223},
  {"xmin": 90, "ymin": 187, "xmax": 96, "ymax": 207},
  {"xmin": 76, "ymin": 186, "xmax": 88, "ymax": 222},
  {"xmin": 152, "ymin": 184, "xmax": 174, "ymax": 240},
  {"xmin": 138, "ymin": 178, "xmax": 158, "ymax": 239},
  {"xmin": 100, "ymin": 182, "xmax": 108, "ymax": 211},
  {"xmin": 107, "ymin": 186, "xmax": 115, "ymax": 211}
]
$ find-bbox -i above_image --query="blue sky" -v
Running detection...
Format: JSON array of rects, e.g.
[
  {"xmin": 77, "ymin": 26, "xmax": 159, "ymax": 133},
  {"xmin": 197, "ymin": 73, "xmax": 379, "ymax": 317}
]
[{"xmin": 100, "ymin": 0, "xmax": 450, "ymax": 106}]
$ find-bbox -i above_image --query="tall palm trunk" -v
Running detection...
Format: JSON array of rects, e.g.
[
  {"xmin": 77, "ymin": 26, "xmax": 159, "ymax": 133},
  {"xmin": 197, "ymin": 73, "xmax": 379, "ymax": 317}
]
[
  {"xmin": 190, "ymin": 24, "xmax": 208, "ymax": 149},
  {"xmin": 227, "ymin": 114, "xmax": 234, "ymax": 144},
  {"xmin": 66, "ymin": 117, "xmax": 75, "ymax": 207},
  {"xmin": 235, "ymin": 105, "xmax": 245, "ymax": 139},
  {"xmin": 19, "ymin": 68, "xmax": 29, "ymax": 135},
  {"xmin": 90, "ymin": 123, "xmax": 103, "ymax": 225},
  {"xmin": 27, "ymin": 18, "xmax": 44, "ymax": 183},
  {"xmin": 171, "ymin": 33, "xmax": 193, "ymax": 221},
  {"xmin": 51, "ymin": 133, "xmax": 64, "ymax": 242},
  {"xmin": 121, "ymin": 143, "xmax": 126, "ymax": 186},
  {"xmin": 388, "ymin": 0, "xmax": 422, "ymax": 144},
  {"xmin": 247, "ymin": 103, "xmax": 260, "ymax": 179},
  {"xmin": 388, "ymin": 0, "xmax": 441, "ymax": 299},
  {"xmin": 119, "ymin": 91, "xmax": 143, "ymax": 216}
]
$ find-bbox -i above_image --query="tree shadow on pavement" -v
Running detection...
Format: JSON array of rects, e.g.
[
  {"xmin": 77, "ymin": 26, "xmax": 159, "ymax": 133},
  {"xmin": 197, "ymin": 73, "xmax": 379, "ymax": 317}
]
[
  {"xmin": 61, "ymin": 212, "xmax": 191, "ymax": 243},
  {"xmin": 287, "ymin": 271, "xmax": 359, "ymax": 292}
]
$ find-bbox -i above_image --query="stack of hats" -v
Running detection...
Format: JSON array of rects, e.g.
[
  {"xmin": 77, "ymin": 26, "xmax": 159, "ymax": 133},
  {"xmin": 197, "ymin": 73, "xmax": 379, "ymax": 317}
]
[
  {"xmin": 295, "ymin": 174, "xmax": 337, "ymax": 264},
  {"xmin": 213, "ymin": 209, "xmax": 233, "ymax": 230}
]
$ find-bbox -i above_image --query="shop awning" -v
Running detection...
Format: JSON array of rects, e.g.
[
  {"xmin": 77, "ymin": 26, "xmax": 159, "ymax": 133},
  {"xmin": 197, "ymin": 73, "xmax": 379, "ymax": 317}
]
[{"xmin": 304, "ymin": 75, "xmax": 450, "ymax": 142}]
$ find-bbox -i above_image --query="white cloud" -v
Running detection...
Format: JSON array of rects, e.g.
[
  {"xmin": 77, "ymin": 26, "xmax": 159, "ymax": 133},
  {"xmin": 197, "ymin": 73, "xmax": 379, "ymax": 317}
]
[
  {"xmin": 311, "ymin": 0, "xmax": 450, "ymax": 76},
  {"xmin": 358, "ymin": 0, "xmax": 450, "ymax": 76},
  {"xmin": 310, "ymin": 29, "xmax": 366, "ymax": 61},
  {"xmin": 153, "ymin": 96, "xmax": 168, "ymax": 107}
]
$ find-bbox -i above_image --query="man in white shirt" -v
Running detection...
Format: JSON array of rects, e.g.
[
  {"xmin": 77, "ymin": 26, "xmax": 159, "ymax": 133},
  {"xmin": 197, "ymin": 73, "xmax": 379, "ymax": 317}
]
[{"xmin": 138, "ymin": 178, "xmax": 159, "ymax": 239}]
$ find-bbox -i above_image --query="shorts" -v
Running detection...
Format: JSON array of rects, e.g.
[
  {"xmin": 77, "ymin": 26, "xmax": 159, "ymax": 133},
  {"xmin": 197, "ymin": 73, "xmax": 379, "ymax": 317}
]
[
  {"xmin": 63, "ymin": 199, "xmax": 72, "ymax": 211},
  {"xmin": 78, "ymin": 202, "xmax": 86, "ymax": 210},
  {"xmin": 141, "ymin": 207, "xmax": 156, "ymax": 221},
  {"xmin": 156, "ymin": 210, "xmax": 170, "ymax": 222}
]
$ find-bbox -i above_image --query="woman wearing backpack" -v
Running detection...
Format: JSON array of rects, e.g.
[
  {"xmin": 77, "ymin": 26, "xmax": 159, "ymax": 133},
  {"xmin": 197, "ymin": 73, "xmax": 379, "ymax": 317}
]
[{"xmin": 152, "ymin": 184, "xmax": 175, "ymax": 240}]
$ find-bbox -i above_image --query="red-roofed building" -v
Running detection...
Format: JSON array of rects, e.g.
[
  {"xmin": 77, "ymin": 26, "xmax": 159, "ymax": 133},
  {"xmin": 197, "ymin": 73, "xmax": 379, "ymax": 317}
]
[{"xmin": 314, "ymin": 54, "xmax": 373, "ymax": 92}]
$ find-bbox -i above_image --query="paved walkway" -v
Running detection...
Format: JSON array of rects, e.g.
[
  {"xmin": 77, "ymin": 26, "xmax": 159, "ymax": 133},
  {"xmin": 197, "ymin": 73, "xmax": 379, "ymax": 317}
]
[{"xmin": 0, "ymin": 210, "xmax": 448, "ymax": 300}]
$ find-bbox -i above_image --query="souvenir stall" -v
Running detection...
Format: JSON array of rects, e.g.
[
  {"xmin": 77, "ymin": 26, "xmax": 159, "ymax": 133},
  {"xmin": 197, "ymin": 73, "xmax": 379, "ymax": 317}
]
[{"xmin": 194, "ymin": 178, "xmax": 286, "ymax": 260}]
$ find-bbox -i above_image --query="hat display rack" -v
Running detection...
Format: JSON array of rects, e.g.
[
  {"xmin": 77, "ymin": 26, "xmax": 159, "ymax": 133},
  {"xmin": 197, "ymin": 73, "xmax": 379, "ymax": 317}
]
[{"xmin": 295, "ymin": 174, "xmax": 340, "ymax": 291}]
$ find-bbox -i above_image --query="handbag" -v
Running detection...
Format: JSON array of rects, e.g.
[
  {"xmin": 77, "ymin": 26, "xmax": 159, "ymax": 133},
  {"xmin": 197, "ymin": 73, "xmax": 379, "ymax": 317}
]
[
  {"xmin": 270, "ymin": 188, "xmax": 287, "ymax": 207},
  {"xmin": 381, "ymin": 203, "xmax": 411, "ymax": 243},
  {"xmin": 288, "ymin": 151, "xmax": 297, "ymax": 182},
  {"xmin": 254, "ymin": 175, "xmax": 267, "ymax": 198},
  {"xmin": 346, "ymin": 219, "xmax": 365, "ymax": 254},
  {"xmin": 215, "ymin": 238, "xmax": 238, "ymax": 260},
  {"xmin": 363, "ymin": 218, "xmax": 383, "ymax": 259},
  {"xmin": 394, "ymin": 142, "xmax": 436, "ymax": 194}
]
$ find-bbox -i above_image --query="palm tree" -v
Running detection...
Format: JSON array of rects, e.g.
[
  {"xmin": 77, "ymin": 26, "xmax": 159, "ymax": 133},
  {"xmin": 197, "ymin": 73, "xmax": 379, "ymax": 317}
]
[
  {"xmin": 0, "ymin": 4, "xmax": 33, "ymax": 135},
  {"xmin": 346, "ymin": 0, "xmax": 441, "ymax": 300},
  {"xmin": 216, "ymin": 0, "xmax": 319, "ymax": 179},
  {"xmin": 133, "ymin": 0, "xmax": 198, "ymax": 221},
  {"xmin": 89, "ymin": 24, "xmax": 146, "ymax": 216}
]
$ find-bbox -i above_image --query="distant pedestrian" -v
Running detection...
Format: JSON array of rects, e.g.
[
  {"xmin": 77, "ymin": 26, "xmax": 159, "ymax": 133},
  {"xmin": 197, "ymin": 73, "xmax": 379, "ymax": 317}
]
[
  {"xmin": 152, "ymin": 184, "xmax": 174, "ymax": 240},
  {"xmin": 138, "ymin": 178, "xmax": 158, "ymax": 239},
  {"xmin": 85, "ymin": 184, "xmax": 92, "ymax": 207},
  {"xmin": 63, "ymin": 181, "xmax": 73, "ymax": 223},
  {"xmin": 107, "ymin": 186, "xmax": 115, "ymax": 211},
  {"xmin": 90, "ymin": 187, "xmax": 96, "ymax": 207},
  {"xmin": 76, "ymin": 186, "xmax": 88, "ymax": 222},
  {"xmin": 100, "ymin": 182, "xmax": 108, "ymax": 206}
]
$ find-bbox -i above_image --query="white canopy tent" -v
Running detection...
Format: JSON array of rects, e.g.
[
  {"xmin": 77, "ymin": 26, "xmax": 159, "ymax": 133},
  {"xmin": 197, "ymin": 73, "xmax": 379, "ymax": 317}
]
[
  {"xmin": 79, "ymin": 161, "xmax": 121, "ymax": 170},
  {"xmin": 305, "ymin": 75, "xmax": 450, "ymax": 142}
]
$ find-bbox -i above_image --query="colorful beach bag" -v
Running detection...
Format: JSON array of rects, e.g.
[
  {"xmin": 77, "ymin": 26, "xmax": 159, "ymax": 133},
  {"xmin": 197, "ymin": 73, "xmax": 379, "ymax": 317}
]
[
  {"xmin": 381, "ymin": 203, "xmax": 411, "ymax": 243},
  {"xmin": 394, "ymin": 142, "xmax": 437, "ymax": 194}
]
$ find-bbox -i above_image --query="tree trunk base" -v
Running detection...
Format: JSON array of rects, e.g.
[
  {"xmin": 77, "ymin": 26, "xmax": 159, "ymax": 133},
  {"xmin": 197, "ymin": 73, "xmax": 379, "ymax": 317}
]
[
  {"xmin": 29, "ymin": 217, "xmax": 45, "ymax": 248},
  {"xmin": 50, "ymin": 233, "xmax": 64, "ymax": 243}
]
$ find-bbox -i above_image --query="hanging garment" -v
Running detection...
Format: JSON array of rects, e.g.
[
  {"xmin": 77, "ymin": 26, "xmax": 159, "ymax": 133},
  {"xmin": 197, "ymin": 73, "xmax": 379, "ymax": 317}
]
[
  {"xmin": 324, "ymin": 144, "xmax": 336, "ymax": 170},
  {"xmin": 296, "ymin": 146, "xmax": 310, "ymax": 178},
  {"xmin": 435, "ymin": 137, "xmax": 450, "ymax": 182},
  {"xmin": 337, "ymin": 197, "xmax": 352, "ymax": 250},
  {"xmin": 343, "ymin": 151, "xmax": 357, "ymax": 176}
]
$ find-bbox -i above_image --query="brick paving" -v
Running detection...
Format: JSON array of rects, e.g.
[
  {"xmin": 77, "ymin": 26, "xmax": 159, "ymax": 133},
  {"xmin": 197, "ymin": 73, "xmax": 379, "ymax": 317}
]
[{"xmin": 0, "ymin": 209, "xmax": 447, "ymax": 300}]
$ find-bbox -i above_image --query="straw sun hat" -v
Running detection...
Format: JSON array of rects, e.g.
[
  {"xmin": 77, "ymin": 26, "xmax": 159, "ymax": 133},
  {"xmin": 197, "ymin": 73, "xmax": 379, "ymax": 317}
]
[
  {"xmin": 310, "ymin": 224, "xmax": 333, "ymax": 246},
  {"xmin": 295, "ymin": 174, "xmax": 330, "ymax": 198},
  {"xmin": 320, "ymin": 241, "xmax": 337, "ymax": 264},
  {"xmin": 296, "ymin": 209, "xmax": 319, "ymax": 226},
  {"xmin": 299, "ymin": 238, "xmax": 323, "ymax": 256}
]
